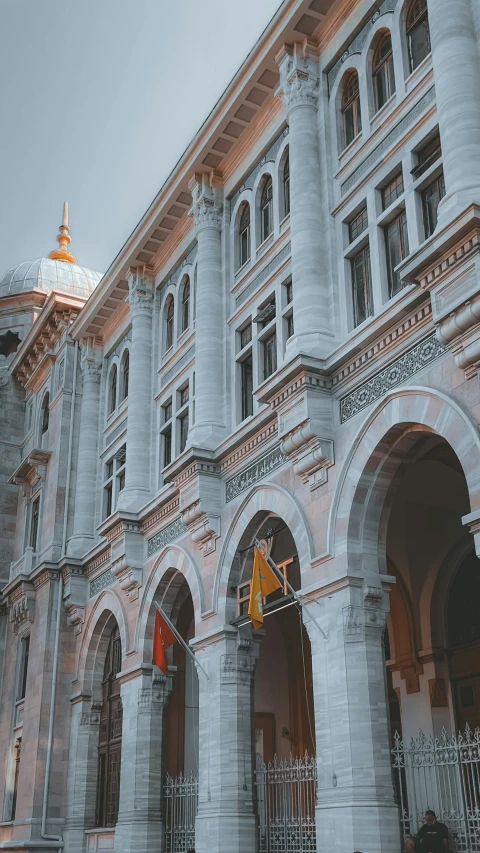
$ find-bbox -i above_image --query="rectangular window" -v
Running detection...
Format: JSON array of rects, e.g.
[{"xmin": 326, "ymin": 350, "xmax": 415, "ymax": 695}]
[
  {"xmin": 255, "ymin": 297, "xmax": 276, "ymax": 328},
  {"xmin": 104, "ymin": 483, "xmax": 113, "ymax": 518},
  {"xmin": 162, "ymin": 426, "xmax": 172, "ymax": 468},
  {"xmin": 178, "ymin": 412, "xmax": 189, "ymax": 454},
  {"xmin": 163, "ymin": 399, "xmax": 172, "ymax": 423},
  {"xmin": 422, "ymin": 173, "xmax": 446, "ymax": 238},
  {"xmin": 385, "ymin": 210, "xmax": 409, "ymax": 297},
  {"xmin": 240, "ymin": 324, "xmax": 252, "ymax": 350},
  {"xmin": 17, "ymin": 635, "xmax": 30, "ymax": 701},
  {"xmin": 348, "ymin": 206, "xmax": 368, "ymax": 243},
  {"xmin": 413, "ymin": 132, "xmax": 441, "ymax": 178},
  {"xmin": 284, "ymin": 279, "xmax": 293, "ymax": 306},
  {"xmin": 351, "ymin": 245, "xmax": 373, "ymax": 327},
  {"xmin": 382, "ymin": 172, "xmax": 404, "ymax": 210},
  {"xmin": 240, "ymin": 355, "xmax": 253, "ymax": 421},
  {"xmin": 11, "ymin": 737, "xmax": 22, "ymax": 821},
  {"xmin": 263, "ymin": 332, "xmax": 277, "ymax": 380},
  {"xmin": 30, "ymin": 497, "xmax": 40, "ymax": 551},
  {"xmin": 103, "ymin": 447, "xmax": 126, "ymax": 519},
  {"xmin": 286, "ymin": 312, "xmax": 294, "ymax": 341}
]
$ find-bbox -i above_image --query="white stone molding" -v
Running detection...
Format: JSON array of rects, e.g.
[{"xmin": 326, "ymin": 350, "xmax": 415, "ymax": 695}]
[
  {"xmin": 8, "ymin": 448, "xmax": 51, "ymax": 497},
  {"xmin": 107, "ymin": 516, "xmax": 144, "ymax": 601}
]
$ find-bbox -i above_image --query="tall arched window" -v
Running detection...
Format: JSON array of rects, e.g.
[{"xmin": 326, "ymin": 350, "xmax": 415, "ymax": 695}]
[
  {"xmin": 41, "ymin": 393, "xmax": 50, "ymax": 436},
  {"xmin": 283, "ymin": 154, "xmax": 290, "ymax": 217},
  {"xmin": 341, "ymin": 71, "xmax": 362, "ymax": 148},
  {"xmin": 406, "ymin": 0, "xmax": 430, "ymax": 72},
  {"xmin": 165, "ymin": 296, "xmax": 174, "ymax": 351},
  {"xmin": 260, "ymin": 177, "xmax": 273, "ymax": 243},
  {"xmin": 373, "ymin": 33, "xmax": 395, "ymax": 112},
  {"xmin": 95, "ymin": 626, "xmax": 122, "ymax": 828},
  {"xmin": 120, "ymin": 350, "xmax": 129, "ymax": 401},
  {"xmin": 108, "ymin": 365, "xmax": 117, "ymax": 415},
  {"xmin": 239, "ymin": 204, "xmax": 251, "ymax": 268},
  {"xmin": 181, "ymin": 279, "xmax": 190, "ymax": 334}
]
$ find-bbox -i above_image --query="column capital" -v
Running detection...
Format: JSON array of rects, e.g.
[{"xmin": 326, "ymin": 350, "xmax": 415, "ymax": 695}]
[
  {"xmin": 80, "ymin": 344, "xmax": 101, "ymax": 383},
  {"xmin": 127, "ymin": 267, "xmax": 154, "ymax": 317},
  {"xmin": 276, "ymin": 43, "xmax": 319, "ymax": 113},
  {"xmin": 188, "ymin": 173, "xmax": 223, "ymax": 232}
]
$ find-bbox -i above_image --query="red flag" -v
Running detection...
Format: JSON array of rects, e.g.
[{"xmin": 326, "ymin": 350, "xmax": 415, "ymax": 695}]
[{"xmin": 152, "ymin": 610, "xmax": 177, "ymax": 674}]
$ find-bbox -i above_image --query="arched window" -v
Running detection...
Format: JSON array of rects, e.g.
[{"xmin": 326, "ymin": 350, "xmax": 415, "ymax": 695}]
[
  {"xmin": 95, "ymin": 626, "xmax": 122, "ymax": 828},
  {"xmin": 341, "ymin": 71, "xmax": 362, "ymax": 148},
  {"xmin": 406, "ymin": 0, "xmax": 430, "ymax": 72},
  {"xmin": 165, "ymin": 296, "xmax": 174, "ymax": 351},
  {"xmin": 239, "ymin": 204, "xmax": 251, "ymax": 268},
  {"xmin": 260, "ymin": 177, "xmax": 273, "ymax": 243},
  {"xmin": 41, "ymin": 393, "xmax": 50, "ymax": 435},
  {"xmin": 373, "ymin": 33, "xmax": 395, "ymax": 112},
  {"xmin": 108, "ymin": 365, "xmax": 117, "ymax": 415},
  {"xmin": 283, "ymin": 154, "xmax": 290, "ymax": 217},
  {"xmin": 181, "ymin": 279, "xmax": 190, "ymax": 334},
  {"xmin": 120, "ymin": 350, "xmax": 129, "ymax": 401}
]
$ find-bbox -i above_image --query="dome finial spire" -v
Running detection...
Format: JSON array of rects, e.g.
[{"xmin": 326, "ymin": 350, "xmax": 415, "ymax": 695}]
[{"xmin": 49, "ymin": 201, "xmax": 77, "ymax": 264}]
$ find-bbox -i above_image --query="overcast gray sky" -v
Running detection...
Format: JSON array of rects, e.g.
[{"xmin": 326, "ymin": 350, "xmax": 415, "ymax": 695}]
[{"xmin": 0, "ymin": 0, "xmax": 281, "ymax": 276}]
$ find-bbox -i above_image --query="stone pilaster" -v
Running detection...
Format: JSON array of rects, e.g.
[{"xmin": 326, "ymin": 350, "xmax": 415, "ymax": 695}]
[
  {"xmin": 68, "ymin": 345, "xmax": 101, "ymax": 556},
  {"xmin": 192, "ymin": 628, "xmax": 259, "ymax": 853},
  {"xmin": 187, "ymin": 174, "xmax": 226, "ymax": 450},
  {"xmin": 63, "ymin": 694, "xmax": 102, "ymax": 853},
  {"xmin": 429, "ymin": 0, "xmax": 480, "ymax": 224},
  {"xmin": 276, "ymin": 44, "xmax": 331, "ymax": 358},
  {"xmin": 114, "ymin": 667, "xmax": 172, "ymax": 853},
  {"xmin": 117, "ymin": 268, "xmax": 154, "ymax": 511},
  {"xmin": 304, "ymin": 580, "xmax": 399, "ymax": 853}
]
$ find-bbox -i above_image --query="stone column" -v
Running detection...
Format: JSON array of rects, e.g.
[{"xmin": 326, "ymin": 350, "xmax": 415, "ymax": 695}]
[
  {"xmin": 305, "ymin": 582, "xmax": 399, "ymax": 853},
  {"xmin": 276, "ymin": 44, "xmax": 331, "ymax": 359},
  {"xmin": 429, "ymin": 0, "xmax": 480, "ymax": 224},
  {"xmin": 63, "ymin": 695, "xmax": 101, "ymax": 853},
  {"xmin": 192, "ymin": 629, "xmax": 259, "ymax": 853},
  {"xmin": 115, "ymin": 668, "xmax": 171, "ymax": 853},
  {"xmin": 68, "ymin": 346, "xmax": 101, "ymax": 556},
  {"xmin": 117, "ymin": 269, "xmax": 154, "ymax": 511},
  {"xmin": 187, "ymin": 174, "xmax": 226, "ymax": 450}
]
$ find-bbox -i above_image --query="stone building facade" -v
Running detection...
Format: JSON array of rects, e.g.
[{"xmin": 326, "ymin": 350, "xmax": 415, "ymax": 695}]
[{"xmin": 1, "ymin": 0, "xmax": 480, "ymax": 851}]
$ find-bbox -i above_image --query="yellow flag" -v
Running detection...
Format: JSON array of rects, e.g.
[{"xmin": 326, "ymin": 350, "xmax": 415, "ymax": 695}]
[{"xmin": 248, "ymin": 547, "xmax": 282, "ymax": 630}]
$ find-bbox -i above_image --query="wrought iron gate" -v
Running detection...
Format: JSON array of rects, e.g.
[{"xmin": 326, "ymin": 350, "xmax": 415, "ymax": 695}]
[
  {"xmin": 164, "ymin": 772, "xmax": 198, "ymax": 853},
  {"xmin": 392, "ymin": 726, "xmax": 480, "ymax": 852},
  {"xmin": 255, "ymin": 753, "xmax": 317, "ymax": 853}
]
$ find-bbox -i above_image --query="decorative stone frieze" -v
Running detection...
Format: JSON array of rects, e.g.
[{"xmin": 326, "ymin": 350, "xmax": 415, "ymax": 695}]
[
  {"xmin": 89, "ymin": 569, "xmax": 116, "ymax": 598},
  {"xmin": 9, "ymin": 581, "xmax": 35, "ymax": 633},
  {"xmin": 147, "ymin": 516, "xmax": 187, "ymax": 558},
  {"xmin": 225, "ymin": 443, "xmax": 287, "ymax": 502}
]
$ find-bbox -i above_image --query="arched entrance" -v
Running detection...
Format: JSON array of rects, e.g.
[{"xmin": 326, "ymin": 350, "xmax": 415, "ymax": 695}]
[{"xmin": 233, "ymin": 511, "xmax": 315, "ymax": 852}]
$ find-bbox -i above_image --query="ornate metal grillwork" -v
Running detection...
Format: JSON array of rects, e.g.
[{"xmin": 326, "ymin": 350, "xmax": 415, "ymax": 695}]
[
  {"xmin": 255, "ymin": 753, "xmax": 317, "ymax": 853},
  {"xmin": 164, "ymin": 772, "xmax": 198, "ymax": 853},
  {"xmin": 392, "ymin": 726, "xmax": 480, "ymax": 852}
]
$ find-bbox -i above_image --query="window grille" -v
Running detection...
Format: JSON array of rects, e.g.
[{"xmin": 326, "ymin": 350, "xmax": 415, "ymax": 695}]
[
  {"xmin": 382, "ymin": 171, "xmax": 404, "ymax": 210},
  {"xmin": 341, "ymin": 70, "xmax": 362, "ymax": 148},
  {"xmin": 407, "ymin": 0, "xmax": 430, "ymax": 73},
  {"xmin": 385, "ymin": 210, "xmax": 409, "ymax": 297},
  {"xmin": 263, "ymin": 332, "xmax": 277, "ymax": 380},
  {"xmin": 351, "ymin": 244, "xmax": 373, "ymax": 327},
  {"xmin": 422, "ymin": 173, "xmax": 446, "ymax": 238},
  {"xmin": 348, "ymin": 206, "xmax": 368, "ymax": 243}
]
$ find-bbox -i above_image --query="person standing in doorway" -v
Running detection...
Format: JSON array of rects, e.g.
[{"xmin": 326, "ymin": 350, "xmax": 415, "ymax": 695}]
[{"xmin": 405, "ymin": 810, "xmax": 449, "ymax": 853}]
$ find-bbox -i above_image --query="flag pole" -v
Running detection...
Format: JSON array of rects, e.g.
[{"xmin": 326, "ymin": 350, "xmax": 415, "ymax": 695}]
[
  {"xmin": 254, "ymin": 539, "xmax": 328, "ymax": 640},
  {"xmin": 153, "ymin": 600, "xmax": 210, "ymax": 681}
]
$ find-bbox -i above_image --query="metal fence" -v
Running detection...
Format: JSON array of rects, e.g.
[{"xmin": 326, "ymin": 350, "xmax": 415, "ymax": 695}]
[
  {"xmin": 164, "ymin": 772, "xmax": 198, "ymax": 853},
  {"xmin": 255, "ymin": 753, "xmax": 317, "ymax": 853},
  {"xmin": 392, "ymin": 725, "xmax": 480, "ymax": 852}
]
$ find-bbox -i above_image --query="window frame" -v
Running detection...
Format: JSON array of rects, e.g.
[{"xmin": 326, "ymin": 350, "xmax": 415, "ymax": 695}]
[
  {"xmin": 406, "ymin": 0, "xmax": 430, "ymax": 73},
  {"xmin": 260, "ymin": 176, "xmax": 274, "ymax": 244},
  {"xmin": 372, "ymin": 32, "xmax": 395, "ymax": 113},
  {"xmin": 422, "ymin": 172, "xmax": 446, "ymax": 239},
  {"xmin": 238, "ymin": 204, "xmax": 251, "ymax": 269},
  {"xmin": 282, "ymin": 153, "xmax": 290, "ymax": 218},
  {"xmin": 120, "ymin": 350, "xmax": 129, "ymax": 402},
  {"xmin": 351, "ymin": 243, "xmax": 373, "ymax": 327},
  {"xmin": 108, "ymin": 364, "xmax": 117, "ymax": 416},
  {"xmin": 180, "ymin": 278, "xmax": 190, "ymax": 335},
  {"xmin": 384, "ymin": 209, "xmax": 409, "ymax": 298},
  {"xmin": 29, "ymin": 495, "xmax": 40, "ymax": 552},
  {"xmin": 95, "ymin": 627, "xmax": 123, "ymax": 829},
  {"xmin": 103, "ymin": 446, "xmax": 126, "ymax": 519},
  {"xmin": 165, "ymin": 296, "xmax": 175, "ymax": 352},
  {"xmin": 341, "ymin": 70, "xmax": 362, "ymax": 148}
]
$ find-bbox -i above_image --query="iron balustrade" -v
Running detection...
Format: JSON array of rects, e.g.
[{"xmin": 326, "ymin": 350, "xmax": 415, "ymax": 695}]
[{"xmin": 255, "ymin": 753, "xmax": 317, "ymax": 853}]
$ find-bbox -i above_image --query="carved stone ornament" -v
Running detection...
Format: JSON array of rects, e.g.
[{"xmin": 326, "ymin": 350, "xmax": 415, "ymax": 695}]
[
  {"xmin": 80, "ymin": 350, "xmax": 102, "ymax": 383},
  {"xmin": 276, "ymin": 44, "xmax": 319, "ymax": 113},
  {"xmin": 80, "ymin": 701, "xmax": 102, "ymax": 729},
  {"xmin": 182, "ymin": 499, "xmax": 220, "ymax": 555},
  {"xmin": 188, "ymin": 173, "xmax": 223, "ymax": 233},
  {"xmin": 137, "ymin": 675, "xmax": 171, "ymax": 711},
  {"xmin": 127, "ymin": 267, "xmax": 154, "ymax": 317},
  {"xmin": 9, "ymin": 449, "xmax": 51, "ymax": 497},
  {"xmin": 280, "ymin": 426, "xmax": 334, "ymax": 490},
  {"xmin": 9, "ymin": 583, "xmax": 35, "ymax": 634},
  {"xmin": 110, "ymin": 555, "xmax": 142, "ymax": 601},
  {"xmin": 63, "ymin": 564, "xmax": 88, "ymax": 634}
]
